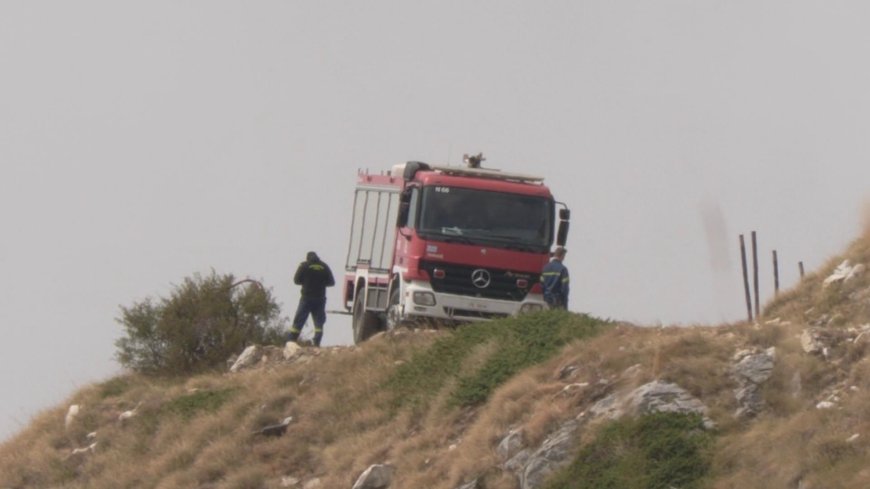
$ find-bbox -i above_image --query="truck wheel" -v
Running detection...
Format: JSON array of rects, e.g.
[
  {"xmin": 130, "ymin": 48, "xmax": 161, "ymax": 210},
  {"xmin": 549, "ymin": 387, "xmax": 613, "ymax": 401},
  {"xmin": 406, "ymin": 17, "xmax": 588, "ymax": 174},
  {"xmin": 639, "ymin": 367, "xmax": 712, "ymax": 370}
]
[
  {"xmin": 385, "ymin": 286, "xmax": 403, "ymax": 331},
  {"xmin": 353, "ymin": 290, "xmax": 383, "ymax": 344}
]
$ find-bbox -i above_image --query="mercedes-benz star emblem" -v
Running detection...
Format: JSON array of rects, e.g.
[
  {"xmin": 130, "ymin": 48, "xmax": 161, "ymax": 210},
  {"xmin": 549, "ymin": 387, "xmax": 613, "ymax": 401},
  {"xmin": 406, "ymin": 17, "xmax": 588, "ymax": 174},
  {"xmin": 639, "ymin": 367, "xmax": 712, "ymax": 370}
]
[{"xmin": 471, "ymin": 269, "xmax": 491, "ymax": 289}]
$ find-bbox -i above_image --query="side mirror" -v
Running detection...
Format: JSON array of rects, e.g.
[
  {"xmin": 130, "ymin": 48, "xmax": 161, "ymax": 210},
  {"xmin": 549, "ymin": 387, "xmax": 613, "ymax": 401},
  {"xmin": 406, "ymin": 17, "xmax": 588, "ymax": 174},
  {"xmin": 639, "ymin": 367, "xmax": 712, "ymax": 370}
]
[
  {"xmin": 397, "ymin": 189, "xmax": 412, "ymax": 227},
  {"xmin": 559, "ymin": 208, "xmax": 571, "ymax": 220},
  {"xmin": 557, "ymin": 221, "xmax": 569, "ymax": 247},
  {"xmin": 397, "ymin": 202, "xmax": 409, "ymax": 227}
]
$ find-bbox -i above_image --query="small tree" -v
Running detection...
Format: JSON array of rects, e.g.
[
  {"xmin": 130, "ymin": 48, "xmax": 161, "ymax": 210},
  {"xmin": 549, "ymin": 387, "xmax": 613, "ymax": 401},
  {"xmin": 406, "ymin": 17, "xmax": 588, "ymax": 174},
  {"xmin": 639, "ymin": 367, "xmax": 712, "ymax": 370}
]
[{"xmin": 115, "ymin": 272, "xmax": 286, "ymax": 375}]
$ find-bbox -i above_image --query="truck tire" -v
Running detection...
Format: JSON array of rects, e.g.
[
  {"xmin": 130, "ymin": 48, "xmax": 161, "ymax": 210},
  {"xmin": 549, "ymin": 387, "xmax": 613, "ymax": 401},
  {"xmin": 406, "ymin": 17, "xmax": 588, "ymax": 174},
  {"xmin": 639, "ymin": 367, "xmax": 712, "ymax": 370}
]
[
  {"xmin": 353, "ymin": 289, "xmax": 383, "ymax": 344},
  {"xmin": 385, "ymin": 286, "xmax": 403, "ymax": 331}
]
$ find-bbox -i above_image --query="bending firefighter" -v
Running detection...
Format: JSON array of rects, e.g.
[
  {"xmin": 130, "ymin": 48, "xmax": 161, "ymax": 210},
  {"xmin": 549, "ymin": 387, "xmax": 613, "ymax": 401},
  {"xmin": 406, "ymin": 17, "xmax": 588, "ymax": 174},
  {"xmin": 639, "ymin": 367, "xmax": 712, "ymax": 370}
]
[
  {"xmin": 541, "ymin": 247, "xmax": 570, "ymax": 309},
  {"xmin": 288, "ymin": 251, "xmax": 335, "ymax": 347}
]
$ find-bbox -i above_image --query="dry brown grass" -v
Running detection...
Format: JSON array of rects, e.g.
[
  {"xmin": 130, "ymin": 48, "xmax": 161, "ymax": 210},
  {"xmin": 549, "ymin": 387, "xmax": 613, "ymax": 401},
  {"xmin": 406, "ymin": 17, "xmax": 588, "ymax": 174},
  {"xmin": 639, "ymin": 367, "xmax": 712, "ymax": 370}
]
[{"xmin": 5, "ymin": 232, "xmax": 870, "ymax": 488}]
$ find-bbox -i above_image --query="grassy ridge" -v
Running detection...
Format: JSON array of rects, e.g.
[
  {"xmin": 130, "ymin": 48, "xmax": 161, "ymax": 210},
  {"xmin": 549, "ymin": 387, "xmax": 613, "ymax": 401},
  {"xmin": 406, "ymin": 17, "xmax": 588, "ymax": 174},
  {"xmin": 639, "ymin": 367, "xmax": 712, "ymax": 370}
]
[{"xmin": 386, "ymin": 310, "xmax": 610, "ymax": 409}]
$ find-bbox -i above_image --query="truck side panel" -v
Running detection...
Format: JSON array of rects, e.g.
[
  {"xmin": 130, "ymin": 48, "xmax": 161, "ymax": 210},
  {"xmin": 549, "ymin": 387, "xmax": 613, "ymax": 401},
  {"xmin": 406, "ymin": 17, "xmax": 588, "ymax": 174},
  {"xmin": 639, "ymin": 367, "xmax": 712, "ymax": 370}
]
[{"xmin": 344, "ymin": 186, "xmax": 401, "ymax": 274}]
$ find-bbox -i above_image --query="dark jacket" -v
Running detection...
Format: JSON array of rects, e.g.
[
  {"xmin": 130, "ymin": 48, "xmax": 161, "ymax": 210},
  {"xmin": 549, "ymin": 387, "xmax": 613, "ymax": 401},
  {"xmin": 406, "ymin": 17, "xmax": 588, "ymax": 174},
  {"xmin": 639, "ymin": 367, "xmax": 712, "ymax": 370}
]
[
  {"xmin": 541, "ymin": 259, "xmax": 570, "ymax": 308},
  {"xmin": 294, "ymin": 258, "xmax": 335, "ymax": 299}
]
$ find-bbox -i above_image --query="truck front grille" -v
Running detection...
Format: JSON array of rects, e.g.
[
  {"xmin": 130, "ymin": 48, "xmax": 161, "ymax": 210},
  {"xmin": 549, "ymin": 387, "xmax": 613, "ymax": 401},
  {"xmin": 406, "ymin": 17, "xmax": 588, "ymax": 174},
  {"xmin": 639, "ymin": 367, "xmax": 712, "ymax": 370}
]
[{"xmin": 419, "ymin": 261, "xmax": 533, "ymax": 302}]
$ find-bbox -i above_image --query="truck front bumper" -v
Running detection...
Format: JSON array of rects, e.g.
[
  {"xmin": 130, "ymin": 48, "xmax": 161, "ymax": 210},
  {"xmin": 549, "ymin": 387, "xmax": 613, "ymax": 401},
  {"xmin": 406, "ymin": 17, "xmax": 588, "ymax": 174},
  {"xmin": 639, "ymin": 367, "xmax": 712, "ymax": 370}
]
[{"xmin": 402, "ymin": 281, "xmax": 547, "ymax": 322}]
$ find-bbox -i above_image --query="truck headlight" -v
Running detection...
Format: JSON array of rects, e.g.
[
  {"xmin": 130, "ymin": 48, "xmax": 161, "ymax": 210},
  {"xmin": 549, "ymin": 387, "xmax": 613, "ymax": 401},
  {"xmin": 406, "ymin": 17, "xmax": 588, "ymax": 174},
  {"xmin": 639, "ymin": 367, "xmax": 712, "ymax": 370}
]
[
  {"xmin": 520, "ymin": 303, "xmax": 544, "ymax": 314},
  {"xmin": 413, "ymin": 291, "xmax": 436, "ymax": 306}
]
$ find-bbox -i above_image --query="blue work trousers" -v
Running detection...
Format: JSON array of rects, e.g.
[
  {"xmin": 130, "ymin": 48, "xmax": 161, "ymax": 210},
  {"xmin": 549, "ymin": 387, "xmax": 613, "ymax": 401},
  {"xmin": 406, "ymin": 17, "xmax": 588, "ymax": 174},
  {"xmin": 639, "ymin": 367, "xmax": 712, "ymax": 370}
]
[{"xmin": 288, "ymin": 296, "xmax": 327, "ymax": 346}]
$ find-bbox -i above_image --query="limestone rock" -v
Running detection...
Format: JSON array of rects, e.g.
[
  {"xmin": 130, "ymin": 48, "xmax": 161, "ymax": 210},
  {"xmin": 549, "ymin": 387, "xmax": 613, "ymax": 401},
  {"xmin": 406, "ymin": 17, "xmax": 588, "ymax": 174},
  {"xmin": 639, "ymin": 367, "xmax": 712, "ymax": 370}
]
[
  {"xmin": 823, "ymin": 260, "xmax": 865, "ymax": 288},
  {"xmin": 519, "ymin": 420, "xmax": 580, "ymax": 489},
  {"xmin": 731, "ymin": 347, "xmax": 776, "ymax": 419},
  {"xmin": 230, "ymin": 345, "xmax": 262, "ymax": 372},
  {"xmin": 496, "ymin": 429, "xmax": 524, "ymax": 461},
  {"xmin": 280, "ymin": 476, "xmax": 300, "ymax": 487},
  {"xmin": 589, "ymin": 380, "xmax": 713, "ymax": 428},
  {"xmin": 302, "ymin": 478, "xmax": 321, "ymax": 489},
  {"xmin": 69, "ymin": 442, "xmax": 97, "ymax": 458},
  {"xmin": 283, "ymin": 341, "xmax": 302, "ymax": 360},
  {"xmin": 252, "ymin": 417, "xmax": 293, "ymax": 437},
  {"xmin": 65, "ymin": 404, "xmax": 80, "ymax": 430},
  {"xmin": 351, "ymin": 464, "xmax": 394, "ymax": 489}
]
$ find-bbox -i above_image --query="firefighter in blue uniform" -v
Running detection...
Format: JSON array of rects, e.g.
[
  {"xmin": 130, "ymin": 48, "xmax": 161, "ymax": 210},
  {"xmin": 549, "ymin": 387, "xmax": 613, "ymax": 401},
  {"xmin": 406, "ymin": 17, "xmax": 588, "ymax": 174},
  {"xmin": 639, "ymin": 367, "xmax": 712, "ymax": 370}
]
[
  {"xmin": 288, "ymin": 251, "xmax": 335, "ymax": 347},
  {"xmin": 541, "ymin": 247, "xmax": 569, "ymax": 309}
]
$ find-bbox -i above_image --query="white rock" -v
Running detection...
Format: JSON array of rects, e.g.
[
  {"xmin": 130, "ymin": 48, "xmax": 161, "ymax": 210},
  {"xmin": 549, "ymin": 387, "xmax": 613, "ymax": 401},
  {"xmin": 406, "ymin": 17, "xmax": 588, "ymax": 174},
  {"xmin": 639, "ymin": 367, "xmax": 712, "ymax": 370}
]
[
  {"xmin": 823, "ymin": 260, "xmax": 852, "ymax": 287},
  {"xmin": 816, "ymin": 401, "xmax": 836, "ymax": 410},
  {"xmin": 283, "ymin": 342, "xmax": 302, "ymax": 360},
  {"xmin": 302, "ymin": 478, "xmax": 321, "ymax": 489},
  {"xmin": 70, "ymin": 442, "xmax": 97, "ymax": 456},
  {"xmin": 65, "ymin": 404, "xmax": 80, "ymax": 430},
  {"xmin": 846, "ymin": 434, "xmax": 860, "ymax": 443},
  {"xmin": 280, "ymin": 476, "xmax": 300, "ymax": 487},
  {"xmin": 230, "ymin": 345, "xmax": 262, "ymax": 372},
  {"xmin": 118, "ymin": 402, "xmax": 142, "ymax": 422},
  {"xmin": 823, "ymin": 260, "xmax": 864, "ymax": 287},
  {"xmin": 801, "ymin": 330, "xmax": 824, "ymax": 354},
  {"xmin": 847, "ymin": 263, "xmax": 866, "ymax": 281},
  {"xmin": 351, "ymin": 464, "xmax": 395, "ymax": 489}
]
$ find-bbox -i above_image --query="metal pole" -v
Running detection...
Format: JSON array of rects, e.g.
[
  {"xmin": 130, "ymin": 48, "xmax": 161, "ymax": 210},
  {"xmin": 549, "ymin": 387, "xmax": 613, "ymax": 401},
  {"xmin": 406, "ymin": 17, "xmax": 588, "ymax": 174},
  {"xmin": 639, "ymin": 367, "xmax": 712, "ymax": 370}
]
[
  {"xmin": 773, "ymin": 250, "xmax": 780, "ymax": 296},
  {"xmin": 751, "ymin": 231, "xmax": 760, "ymax": 319},
  {"xmin": 740, "ymin": 234, "xmax": 753, "ymax": 322},
  {"xmin": 799, "ymin": 261, "xmax": 805, "ymax": 279}
]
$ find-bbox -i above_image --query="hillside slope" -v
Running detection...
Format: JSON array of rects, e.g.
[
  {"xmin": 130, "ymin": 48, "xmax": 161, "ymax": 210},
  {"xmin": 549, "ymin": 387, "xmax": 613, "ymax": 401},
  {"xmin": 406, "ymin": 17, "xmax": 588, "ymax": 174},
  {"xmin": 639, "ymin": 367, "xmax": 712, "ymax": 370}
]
[{"xmin": 2, "ymin": 229, "xmax": 870, "ymax": 489}]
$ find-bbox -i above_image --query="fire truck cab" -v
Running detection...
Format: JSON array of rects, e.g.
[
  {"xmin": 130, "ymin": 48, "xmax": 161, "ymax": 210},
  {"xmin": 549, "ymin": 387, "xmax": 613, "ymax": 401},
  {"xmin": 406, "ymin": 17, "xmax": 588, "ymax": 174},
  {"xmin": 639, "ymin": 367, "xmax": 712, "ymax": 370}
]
[{"xmin": 343, "ymin": 158, "xmax": 569, "ymax": 343}]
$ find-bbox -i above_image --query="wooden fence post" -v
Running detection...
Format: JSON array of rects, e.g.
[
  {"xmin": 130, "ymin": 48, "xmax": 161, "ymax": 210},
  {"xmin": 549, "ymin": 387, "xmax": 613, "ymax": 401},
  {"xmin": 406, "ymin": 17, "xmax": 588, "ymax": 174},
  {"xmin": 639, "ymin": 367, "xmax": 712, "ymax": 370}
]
[
  {"xmin": 773, "ymin": 250, "xmax": 779, "ymax": 296},
  {"xmin": 752, "ymin": 231, "xmax": 760, "ymax": 319},
  {"xmin": 799, "ymin": 261, "xmax": 805, "ymax": 279},
  {"xmin": 740, "ymin": 234, "xmax": 753, "ymax": 322}
]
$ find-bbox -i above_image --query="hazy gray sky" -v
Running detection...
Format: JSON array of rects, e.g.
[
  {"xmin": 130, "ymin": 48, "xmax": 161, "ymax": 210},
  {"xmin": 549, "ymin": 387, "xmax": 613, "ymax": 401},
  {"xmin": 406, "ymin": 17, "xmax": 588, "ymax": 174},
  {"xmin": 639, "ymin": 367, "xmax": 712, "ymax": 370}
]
[{"xmin": 3, "ymin": 1, "xmax": 869, "ymax": 440}]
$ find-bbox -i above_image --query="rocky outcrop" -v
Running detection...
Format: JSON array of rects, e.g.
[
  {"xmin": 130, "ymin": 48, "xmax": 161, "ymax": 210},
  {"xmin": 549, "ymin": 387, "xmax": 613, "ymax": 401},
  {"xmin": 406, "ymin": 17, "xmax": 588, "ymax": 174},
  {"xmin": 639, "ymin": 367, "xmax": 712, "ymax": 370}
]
[
  {"xmin": 589, "ymin": 380, "xmax": 713, "ymax": 428},
  {"xmin": 730, "ymin": 347, "xmax": 775, "ymax": 419},
  {"xmin": 517, "ymin": 420, "xmax": 580, "ymax": 489},
  {"xmin": 496, "ymin": 379, "xmax": 712, "ymax": 489},
  {"xmin": 228, "ymin": 342, "xmax": 348, "ymax": 373}
]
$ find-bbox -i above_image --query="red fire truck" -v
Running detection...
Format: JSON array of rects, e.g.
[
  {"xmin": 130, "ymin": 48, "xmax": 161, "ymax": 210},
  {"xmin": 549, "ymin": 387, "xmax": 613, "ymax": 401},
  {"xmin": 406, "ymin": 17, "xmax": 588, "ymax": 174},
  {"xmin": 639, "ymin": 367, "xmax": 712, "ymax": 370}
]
[{"xmin": 343, "ymin": 156, "xmax": 570, "ymax": 343}]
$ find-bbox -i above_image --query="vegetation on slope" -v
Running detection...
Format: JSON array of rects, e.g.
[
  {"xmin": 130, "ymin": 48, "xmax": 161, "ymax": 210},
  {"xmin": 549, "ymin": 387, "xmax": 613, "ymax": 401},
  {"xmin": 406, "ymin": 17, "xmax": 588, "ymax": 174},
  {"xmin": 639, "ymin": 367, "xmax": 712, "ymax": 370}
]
[
  {"xmin": 115, "ymin": 272, "xmax": 285, "ymax": 376},
  {"xmin": 386, "ymin": 310, "xmax": 608, "ymax": 409},
  {"xmin": 543, "ymin": 413, "xmax": 713, "ymax": 489},
  {"xmin": 4, "ymin": 228, "xmax": 870, "ymax": 489},
  {"xmin": 0, "ymin": 311, "xmax": 611, "ymax": 489}
]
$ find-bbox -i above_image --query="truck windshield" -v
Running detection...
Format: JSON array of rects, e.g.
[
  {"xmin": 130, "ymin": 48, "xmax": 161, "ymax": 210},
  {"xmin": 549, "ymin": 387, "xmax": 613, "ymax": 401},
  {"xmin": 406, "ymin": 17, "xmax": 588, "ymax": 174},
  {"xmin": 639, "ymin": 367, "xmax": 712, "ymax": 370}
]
[{"xmin": 417, "ymin": 186, "xmax": 552, "ymax": 251}]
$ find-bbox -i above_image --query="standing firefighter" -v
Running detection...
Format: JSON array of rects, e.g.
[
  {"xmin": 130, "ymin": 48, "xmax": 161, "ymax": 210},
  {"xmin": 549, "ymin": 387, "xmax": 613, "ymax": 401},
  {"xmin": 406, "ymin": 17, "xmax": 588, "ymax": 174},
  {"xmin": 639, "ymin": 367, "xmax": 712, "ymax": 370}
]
[
  {"xmin": 288, "ymin": 251, "xmax": 335, "ymax": 346},
  {"xmin": 541, "ymin": 247, "xmax": 570, "ymax": 309}
]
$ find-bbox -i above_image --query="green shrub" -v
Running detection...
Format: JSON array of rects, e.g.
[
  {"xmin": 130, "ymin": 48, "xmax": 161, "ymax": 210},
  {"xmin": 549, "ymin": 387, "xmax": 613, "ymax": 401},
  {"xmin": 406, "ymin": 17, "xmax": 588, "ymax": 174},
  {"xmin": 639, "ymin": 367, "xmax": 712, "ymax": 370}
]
[
  {"xmin": 543, "ymin": 412, "xmax": 714, "ymax": 489},
  {"xmin": 115, "ymin": 272, "xmax": 285, "ymax": 376},
  {"xmin": 385, "ymin": 310, "xmax": 608, "ymax": 409}
]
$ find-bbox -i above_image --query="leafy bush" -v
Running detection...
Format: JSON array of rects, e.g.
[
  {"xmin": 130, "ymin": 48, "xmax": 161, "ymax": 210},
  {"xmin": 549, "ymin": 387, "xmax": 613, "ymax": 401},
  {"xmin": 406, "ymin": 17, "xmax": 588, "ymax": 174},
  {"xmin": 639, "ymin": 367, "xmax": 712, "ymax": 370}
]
[
  {"xmin": 543, "ymin": 412, "xmax": 714, "ymax": 489},
  {"xmin": 115, "ymin": 272, "xmax": 285, "ymax": 375},
  {"xmin": 385, "ymin": 310, "xmax": 608, "ymax": 409}
]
